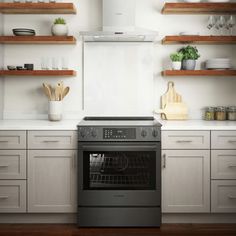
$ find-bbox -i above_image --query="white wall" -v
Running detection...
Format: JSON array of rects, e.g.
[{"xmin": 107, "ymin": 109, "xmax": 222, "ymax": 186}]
[
  {"xmin": 1, "ymin": 0, "xmax": 236, "ymax": 120},
  {"xmin": 0, "ymin": 12, "xmax": 4, "ymax": 119}
]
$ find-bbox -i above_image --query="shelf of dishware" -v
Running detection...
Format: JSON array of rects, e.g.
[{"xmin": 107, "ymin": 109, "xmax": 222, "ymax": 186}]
[
  {"xmin": 162, "ymin": 36, "xmax": 236, "ymax": 45},
  {"xmin": 0, "ymin": 70, "xmax": 76, "ymax": 77},
  {"xmin": 0, "ymin": 2, "xmax": 76, "ymax": 14},
  {"xmin": 0, "ymin": 36, "xmax": 76, "ymax": 44},
  {"xmin": 162, "ymin": 2, "xmax": 236, "ymax": 15},
  {"xmin": 162, "ymin": 70, "xmax": 236, "ymax": 77}
]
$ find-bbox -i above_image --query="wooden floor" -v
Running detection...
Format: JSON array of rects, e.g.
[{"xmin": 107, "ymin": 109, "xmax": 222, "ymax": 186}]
[{"xmin": 0, "ymin": 224, "xmax": 236, "ymax": 236}]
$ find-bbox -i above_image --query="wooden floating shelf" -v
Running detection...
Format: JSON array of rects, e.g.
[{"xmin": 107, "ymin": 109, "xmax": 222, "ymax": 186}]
[
  {"xmin": 0, "ymin": 70, "xmax": 76, "ymax": 77},
  {"xmin": 0, "ymin": 36, "xmax": 76, "ymax": 44},
  {"xmin": 162, "ymin": 36, "xmax": 236, "ymax": 45},
  {"xmin": 162, "ymin": 3, "xmax": 236, "ymax": 15},
  {"xmin": 0, "ymin": 3, "xmax": 76, "ymax": 14},
  {"xmin": 162, "ymin": 70, "xmax": 236, "ymax": 77}
]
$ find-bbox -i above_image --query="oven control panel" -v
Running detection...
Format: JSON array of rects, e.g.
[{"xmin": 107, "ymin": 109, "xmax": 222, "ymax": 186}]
[{"xmin": 103, "ymin": 128, "xmax": 136, "ymax": 139}]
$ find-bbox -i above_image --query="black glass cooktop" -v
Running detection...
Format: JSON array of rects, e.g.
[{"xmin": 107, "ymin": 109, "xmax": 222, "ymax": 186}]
[{"xmin": 83, "ymin": 117, "xmax": 155, "ymax": 121}]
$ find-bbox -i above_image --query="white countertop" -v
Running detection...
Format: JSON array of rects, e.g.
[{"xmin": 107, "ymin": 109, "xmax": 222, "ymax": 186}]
[
  {"xmin": 160, "ymin": 120, "xmax": 236, "ymax": 130},
  {"xmin": 0, "ymin": 119, "xmax": 80, "ymax": 130},
  {"xmin": 0, "ymin": 119, "xmax": 236, "ymax": 130}
]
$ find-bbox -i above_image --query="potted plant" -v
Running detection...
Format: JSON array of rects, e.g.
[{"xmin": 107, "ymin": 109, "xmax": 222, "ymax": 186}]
[
  {"xmin": 51, "ymin": 18, "xmax": 68, "ymax": 36},
  {"xmin": 170, "ymin": 52, "xmax": 184, "ymax": 70},
  {"xmin": 179, "ymin": 45, "xmax": 200, "ymax": 70}
]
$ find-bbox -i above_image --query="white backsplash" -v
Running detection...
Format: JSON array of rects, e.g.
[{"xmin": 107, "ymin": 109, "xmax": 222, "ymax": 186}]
[{"xmin": 1, "ymin": 0, "xmax": 236, "ymax": 120}]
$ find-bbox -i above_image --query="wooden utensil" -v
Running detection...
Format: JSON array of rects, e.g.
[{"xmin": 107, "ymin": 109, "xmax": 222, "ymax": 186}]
[
  {"xmin": 62, "ymin": 86, "xmax": 70, "ymax": 99},
  {"xmin": 55, "ymin": 85, "xmax": 61, "ymax": 101},
  {"xmin": 161, "ymin": 81, "xmax": 182, "ymax": 119},
  {"xmin": 42, "ymin": 83, "xmax": 52, "ymax": 100},
  {"xmin": 158, "ymin": 102, "xmax": 188, "ymax": 120}
]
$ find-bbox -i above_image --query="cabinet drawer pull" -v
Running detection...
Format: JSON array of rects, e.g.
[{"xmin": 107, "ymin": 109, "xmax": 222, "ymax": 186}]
[
  {"xmin": 163, "ymin": 154, "xmax": 166, "ymax": 168},
  {"xmin": 0, "ymin": 164, "xmax": 9, "ymax": 168},
  {"xmin": 228, "ymin": 195, "xmax": 236, "ymax": 200},
  {"xmin": 176, "ymin": 140, "xmax": 192, "ymax": 143},
  {"xmin": 228, "ymin": 164, "xmax": 236, "ymax": 168},
  {"xmin": 0, "ymin": 196, "xmax": 9, "ymax": 199},
  {"xmin": 43, "ymin": 140, "xmax": 59, "ymax": 143},
  {"xmin": 0, "ymin": 140, "xmax": 8, "ymax": 143},
  {"xmin": 228, "ymin": 140, "xmax": 236, "ymax": 143}
]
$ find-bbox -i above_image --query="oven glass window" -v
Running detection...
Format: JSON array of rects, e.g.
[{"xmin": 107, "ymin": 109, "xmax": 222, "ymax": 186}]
[{"xmin": 83, "ymin": 151, "xmax": 156, "ymax": 190}]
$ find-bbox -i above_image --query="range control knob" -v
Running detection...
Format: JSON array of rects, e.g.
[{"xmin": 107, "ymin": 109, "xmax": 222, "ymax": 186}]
[
  {"xmin": 141, "ymin": 129, "xmax": 148, "ymax": 138},
  {"xmin": 152, "ymin": 129, "xmax": 159, "ymax": 138},
  {"xmin": 91, "ymin": 129, "xmax": 97, "ymax": 138},
  {"xmin": 79, "ymin": 129, "xmax": 86, "ymax": 138}
]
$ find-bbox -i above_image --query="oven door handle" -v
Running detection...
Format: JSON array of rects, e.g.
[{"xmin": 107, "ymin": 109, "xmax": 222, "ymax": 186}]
[{"xmin": 80, "ymin": 145, "xmax": 158, "ymax": 152}]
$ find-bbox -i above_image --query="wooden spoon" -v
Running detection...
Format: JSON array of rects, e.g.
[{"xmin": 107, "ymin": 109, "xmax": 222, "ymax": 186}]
[
  {"xmin": 42, "ymin": 83, "xmax": 52, "ymax": 100},
  {"xmin": 55, "ymin": 85, "xmax": 61, "ymax": 101},
  {"xmin": 62, "ymin": 87, "xmax": 70, "ymax": 99}
]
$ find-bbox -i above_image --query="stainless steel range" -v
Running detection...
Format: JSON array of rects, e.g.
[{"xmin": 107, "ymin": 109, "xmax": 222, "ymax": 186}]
[{"xmin": 77, "ymin": 117, "xmax": 162, "ymax": 227}]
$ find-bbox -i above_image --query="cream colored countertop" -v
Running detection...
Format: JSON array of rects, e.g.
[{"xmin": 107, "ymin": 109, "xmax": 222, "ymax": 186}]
[{"xmin": 0, "ymin": 119, "xmax": 236, "ymax": 130}]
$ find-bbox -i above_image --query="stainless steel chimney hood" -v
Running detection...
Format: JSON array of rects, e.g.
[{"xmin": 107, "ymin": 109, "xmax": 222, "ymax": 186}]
[{"xmin": 80, "ymin": 0, "xmax": 158, "ymax": 42}]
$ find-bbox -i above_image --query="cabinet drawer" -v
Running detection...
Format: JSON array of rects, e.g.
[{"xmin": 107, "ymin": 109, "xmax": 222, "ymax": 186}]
[
  {"xmin": 212, "ymin": 131, "xmax": 236, "ymax": 149},
  {"xmin": 0, "ymin": 150, "xmax": 26, "ymax": 179},
  {"xmin": 211, "ymin": 180, "xmax": 236, "ymax": 213},
  {"xmin": 0, "ymin": 180, "xmax": 26, "ymax": 213},
  {"xmin": 162, "ymin": 131, "xmax": 210, "ymax": 149},
  {"xmin": 0, "ymin": 131, "xmax": 26, "ymax": 149},
  {"xmin": 28, "ymin": 131, "xmax": 77, "ymax": 149},
  {"xmin": 211, "ymin": 150, "xmax": 236, "ymax": 180}
]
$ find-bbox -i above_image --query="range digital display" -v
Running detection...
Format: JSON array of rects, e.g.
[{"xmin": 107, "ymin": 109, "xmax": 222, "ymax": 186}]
[{"xmin": 103, "ymin": 128, "xmax": 136, "ymax": 139}]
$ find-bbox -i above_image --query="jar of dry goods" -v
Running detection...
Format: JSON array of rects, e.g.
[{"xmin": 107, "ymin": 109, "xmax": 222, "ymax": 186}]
[
  {"xmin": 227, "ymin": 106, "xmax": 236, "ymax": 121},
  {"xmin": 215, "ymin": 106, "xmax": 226, "ymax": 121},
  {"xmin": 204, "ymin": 107, "xmax": 215, "ymax": 121}
]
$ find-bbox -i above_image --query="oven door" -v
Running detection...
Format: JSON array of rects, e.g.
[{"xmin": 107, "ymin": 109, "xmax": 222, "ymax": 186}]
[{"xmin": 78, "ymin": 142, "xmax": 161, "ymax": 206}]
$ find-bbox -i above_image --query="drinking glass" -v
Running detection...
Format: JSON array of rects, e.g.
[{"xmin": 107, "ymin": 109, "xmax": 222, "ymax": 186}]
[
  {"xmin": 61, "ymin": 57, "xmax": 68, "ymax": 70},
  {"xmin": 216, "ymin": 16, "xmax": 226, "ymax": 35},
  {"xmin": 41, "ymin": 57, "xmax": 50, "ymax": 70},
  {"xmin": 227, "ymin": 15, "xmax": 236, "ymax": 36},
  {"xmin": 207, "ymin": 16, "xmax": 216, "ymax": 30},
  {"xmin": 52, "ymin": 58, "xmax": 59, "ymax": 70}
]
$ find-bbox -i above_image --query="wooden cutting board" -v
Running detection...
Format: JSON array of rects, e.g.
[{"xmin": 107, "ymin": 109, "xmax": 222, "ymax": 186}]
[
  {"xmin": 161, "ymin": 81, "xmax": 182, "ymax": 119},
  {"xmin": 159, "ymin": 103, "xmax": 188, "ymax": 120}
]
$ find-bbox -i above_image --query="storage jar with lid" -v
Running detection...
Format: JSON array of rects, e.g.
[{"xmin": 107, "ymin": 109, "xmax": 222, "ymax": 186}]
[
  {"xmin": 204, "ymin": 107, "xmax": 215, "ymax": 121},
  {"xmin": 227, "ymin": 106, "xmax": 236, "ymax": 121},
  {"xmin": 215, "ymin": 106, "xmax": 226, "ymax": 121}
]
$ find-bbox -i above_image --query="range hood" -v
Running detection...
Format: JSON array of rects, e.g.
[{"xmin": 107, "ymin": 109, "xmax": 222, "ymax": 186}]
[{"xmin": 80, "ymin": 0, "xmax": 158, "ymax": 42}]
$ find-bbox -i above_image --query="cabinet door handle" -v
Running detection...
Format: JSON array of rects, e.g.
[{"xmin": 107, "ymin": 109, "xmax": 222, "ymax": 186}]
[
  {"xmin": 163, "ymin": 154, "xmax": 166, "ymax": 168},
  {"xmin": 0, "ymin": 196, "xmax": 9, "ymax": 199},
  {"xmin": 0, "ymin": 140, "xmax": 8, "ymax": 143},
  {"xmin": 43, "ymin": 140, "xmax": 59, "ymax": 143},
  {"xmin": 228, "ymin": 164, "xmax": 236, "ymax": 168},
  {"xmin": 228, "ymin": 195, "xmax": 236, "ymax": 200},
  {"xmin": 0, "ymin": 164, "xmax": 9, "ymax": 168},
  {"xmin": 176, "ymin": 140, "xmax": 192, "ymax": 143},
  {"xmin": 228, "ymin": 140, "xmax": 236, "ymax": 143}
]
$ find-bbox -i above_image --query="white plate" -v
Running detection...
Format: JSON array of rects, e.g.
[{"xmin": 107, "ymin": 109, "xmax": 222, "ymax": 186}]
[
  {"xmin": 179, "ymin": 32, "xmax": 200, "ymax": 36},
  {"xmin": 13, "ymin": 32, "xmax": 35, "ymax": 36}
]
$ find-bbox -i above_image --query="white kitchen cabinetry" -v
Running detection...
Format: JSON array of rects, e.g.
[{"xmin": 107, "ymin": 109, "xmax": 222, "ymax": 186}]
[
  {"xmin": 0, "ymin": 180, "xmax": 26, "ymax": 213},
  {"xmin": 211, "ymin": 131, "xmax": 236, "ymax": 213},
  {"xmin": 0, "ymin": 131, "xmax": 27, "ymax": 213},
  {"xmin": 28, "ymin": 149, "xmax": 77, "ymax": 213},
  {"xmin": 162, "ymin": 130, "xmax": 210, "ymax": 213},
  {"xmin": 162, "ymin": 149, "xmax": 210, "ymax": 213}
]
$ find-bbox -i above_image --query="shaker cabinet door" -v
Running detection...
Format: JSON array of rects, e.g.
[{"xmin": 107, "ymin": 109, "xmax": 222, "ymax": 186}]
[
  {"xmin": 162, "ymin": 150, "xmax": 210, "ymax": 213},
  {"xmin": 28, "ymin": 150, "xmax": 77, "ymax": 213}
]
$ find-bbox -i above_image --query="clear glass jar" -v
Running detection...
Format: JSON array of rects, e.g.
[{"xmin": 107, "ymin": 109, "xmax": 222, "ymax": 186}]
[
  {"xmin": 204, "ymin": 107, "xmax": 215, "ymax": 121},
  {"xmin": 227, "ymin": 106, "xmax": 236, "ymax": 121},
  {"xmin": 215, "ymin": 106, "xmax": 226, "ymax": 121}
]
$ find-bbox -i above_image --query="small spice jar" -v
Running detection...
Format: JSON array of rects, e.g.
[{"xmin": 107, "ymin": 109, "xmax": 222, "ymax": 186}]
[
  {"xmin": 227, "ymin": 106, "xmax": 236, "ymax": 121},
  {"xmin": 215, "ymin": 106, "xmax": 227, "ymax": 121},
  {"xmin": 205, "ymin": 107, "xmax": 215, "ymax": 121}
]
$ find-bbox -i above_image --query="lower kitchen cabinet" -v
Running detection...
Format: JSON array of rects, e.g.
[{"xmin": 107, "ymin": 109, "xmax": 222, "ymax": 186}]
[
  {"xmin": 211, "ymin": 180, "xmax": 236, "ymax": 213},
  {"xmin": 162, "ymin": 150, "xmax": 210, "ymax": 213},
  {"xmin": 0, "ymin": 180, "xmax": 26, "ymax": 213},
  {"xmin": 28, "ymin": 150, "xmax": 77, "ymax": 213}
]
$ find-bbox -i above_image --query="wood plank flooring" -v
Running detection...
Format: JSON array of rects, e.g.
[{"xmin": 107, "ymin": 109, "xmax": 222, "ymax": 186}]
[{"xmin": 0, "ymin": 224, "xmax": 236, "ymax": 236}]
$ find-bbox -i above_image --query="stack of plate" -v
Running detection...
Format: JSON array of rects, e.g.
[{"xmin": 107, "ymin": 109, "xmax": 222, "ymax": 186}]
[
  {"xmin": 206, "ymin": 58, "xmax": 232, "ymax": 70},
  {"xmin": 13, "ymin": 28, "xmax": 36, "ymax": 36}
]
